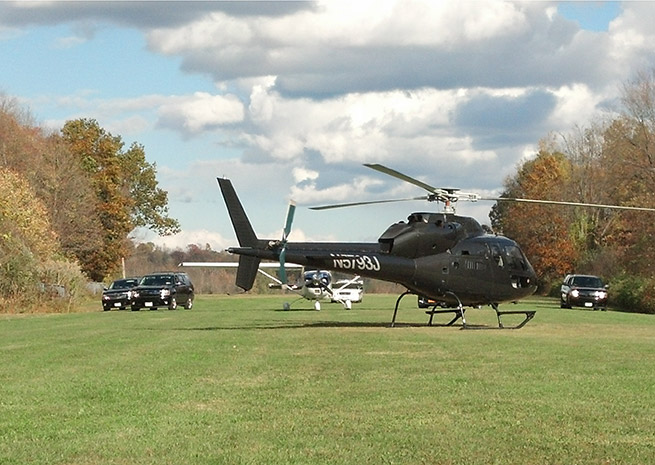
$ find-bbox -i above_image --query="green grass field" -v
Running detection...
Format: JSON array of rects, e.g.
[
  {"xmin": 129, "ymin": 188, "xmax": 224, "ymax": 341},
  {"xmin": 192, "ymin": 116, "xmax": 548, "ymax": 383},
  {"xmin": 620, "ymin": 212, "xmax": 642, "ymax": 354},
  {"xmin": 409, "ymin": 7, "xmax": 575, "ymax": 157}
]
[{"xmin": 2, "ymin": 294, "xmax": 654, "ymax": 465}]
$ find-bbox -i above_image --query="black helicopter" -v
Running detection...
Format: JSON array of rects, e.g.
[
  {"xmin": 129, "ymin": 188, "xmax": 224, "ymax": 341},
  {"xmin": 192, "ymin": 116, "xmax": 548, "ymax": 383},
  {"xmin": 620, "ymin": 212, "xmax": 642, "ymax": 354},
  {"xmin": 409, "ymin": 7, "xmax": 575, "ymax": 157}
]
[{"xmin": 217, "ymin": 163, "xmax": 655, "ymax": 329}]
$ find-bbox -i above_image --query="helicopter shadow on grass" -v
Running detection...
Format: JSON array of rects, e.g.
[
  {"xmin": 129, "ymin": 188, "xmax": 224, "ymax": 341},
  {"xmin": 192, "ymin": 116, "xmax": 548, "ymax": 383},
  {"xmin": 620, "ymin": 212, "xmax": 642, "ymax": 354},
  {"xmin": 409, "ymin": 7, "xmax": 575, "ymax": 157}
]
[
  {"xmin": 272, "ymin": 307, "xmax": 321, "ymax": 312},
  {"xmin": 175, "ymin": 320, "xmax": 476, "ymax": 331},
  {"xmin": 171, "ymin": 320, "xmax": 443, "ymax": 331}
]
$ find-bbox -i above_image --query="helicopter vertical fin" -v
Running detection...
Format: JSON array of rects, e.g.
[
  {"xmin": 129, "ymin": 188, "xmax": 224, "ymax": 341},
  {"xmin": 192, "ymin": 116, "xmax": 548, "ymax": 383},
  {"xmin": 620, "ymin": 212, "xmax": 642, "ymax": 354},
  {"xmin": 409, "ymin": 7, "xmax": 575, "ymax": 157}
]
[
  {"xmin": 217, "ymin": 177, "xmax": 259, "ymax": 248},
  {"xmin": 217, "ymin": 177, "xmax": 261, "ymax": 291}
]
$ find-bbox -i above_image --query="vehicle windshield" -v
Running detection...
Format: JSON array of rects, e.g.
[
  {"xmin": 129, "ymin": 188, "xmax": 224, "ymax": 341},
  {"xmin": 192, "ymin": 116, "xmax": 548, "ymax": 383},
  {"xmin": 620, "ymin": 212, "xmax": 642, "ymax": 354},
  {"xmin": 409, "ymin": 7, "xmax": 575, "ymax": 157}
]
[
  {"xmin": 572, "ymin": 276, "xmax": 603, "ymax": 288},
  {"xmin": 110, "ymin": 279, "xmax": 138, "ymax": 289},
  {"xmin": 140, "ymin": 275, "xmax": 173, "ymax": 286}
]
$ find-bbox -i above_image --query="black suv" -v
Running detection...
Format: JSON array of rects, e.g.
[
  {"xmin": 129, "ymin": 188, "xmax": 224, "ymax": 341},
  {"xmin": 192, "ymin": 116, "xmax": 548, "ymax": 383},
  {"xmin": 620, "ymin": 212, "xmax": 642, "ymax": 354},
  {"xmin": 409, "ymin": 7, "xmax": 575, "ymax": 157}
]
[
  {"xmin": 560, "ymin": 274, "xmax": 608, "ymax": 310},
  {"xmin": 130, "ymin": 272, "xmax": 194, "ymax": 311},
  {"xmin": 102, "ymin": 277, "xmax": 140, "ymax": 311}
]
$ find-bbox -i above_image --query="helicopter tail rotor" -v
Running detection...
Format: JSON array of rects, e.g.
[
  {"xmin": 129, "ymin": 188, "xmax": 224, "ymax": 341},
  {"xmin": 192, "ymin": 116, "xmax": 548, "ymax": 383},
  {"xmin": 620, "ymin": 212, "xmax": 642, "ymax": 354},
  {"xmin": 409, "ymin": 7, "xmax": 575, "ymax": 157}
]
[{"xmin": 278, "ymin": 201, "xmax": 296, "ymax": 285}]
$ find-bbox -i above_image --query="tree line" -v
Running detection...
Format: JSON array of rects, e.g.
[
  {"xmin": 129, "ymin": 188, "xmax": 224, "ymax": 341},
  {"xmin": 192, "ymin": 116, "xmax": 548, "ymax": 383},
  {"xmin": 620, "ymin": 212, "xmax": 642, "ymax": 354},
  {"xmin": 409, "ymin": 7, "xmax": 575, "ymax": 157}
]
[
  {"xmin": 491, "ymin": 70, "xmax": 655, "ymax": 313},
  {"xmin": 0, "ymin": 94, "xmax": 402, "ymax": 313},
  {"xmin": 0, "ymin": 95, "xmax": 178, "ymax": 311}
]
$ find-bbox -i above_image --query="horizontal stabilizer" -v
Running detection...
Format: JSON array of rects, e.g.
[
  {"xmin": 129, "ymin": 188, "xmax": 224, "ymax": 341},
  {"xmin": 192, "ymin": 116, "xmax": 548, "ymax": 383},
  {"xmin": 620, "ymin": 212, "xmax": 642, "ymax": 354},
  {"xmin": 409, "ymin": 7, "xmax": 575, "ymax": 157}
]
[{"xmin": 236, "ymin": 255, "xmax": 261, "ymax": 291}]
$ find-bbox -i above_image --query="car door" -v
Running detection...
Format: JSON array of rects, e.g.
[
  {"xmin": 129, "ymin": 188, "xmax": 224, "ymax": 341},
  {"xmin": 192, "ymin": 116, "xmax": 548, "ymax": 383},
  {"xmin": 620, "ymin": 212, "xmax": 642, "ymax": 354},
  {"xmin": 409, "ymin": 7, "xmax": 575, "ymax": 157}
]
[
  {"xmin": 172, "ymin": 274, "xmax": 185, "ymax": 302},
  {"xmin": 175, "ymin": 273, "xmax": 192, "ymax": 302}
]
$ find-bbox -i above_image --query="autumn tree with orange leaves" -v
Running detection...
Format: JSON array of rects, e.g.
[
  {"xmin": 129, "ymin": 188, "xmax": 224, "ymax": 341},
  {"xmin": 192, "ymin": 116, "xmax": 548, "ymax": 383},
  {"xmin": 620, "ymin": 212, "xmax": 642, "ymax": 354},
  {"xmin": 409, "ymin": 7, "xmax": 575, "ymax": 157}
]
[
  {"xmin": 491, "ymin": 70, "xmax": 655, "ymax": 310},
  {"xmin": 61, "ymin": 119, "xmax": 180, "ymax": 281},
  {"xmin": 490, "ymin": 148, "xmax": 580, "ymax": 290}
]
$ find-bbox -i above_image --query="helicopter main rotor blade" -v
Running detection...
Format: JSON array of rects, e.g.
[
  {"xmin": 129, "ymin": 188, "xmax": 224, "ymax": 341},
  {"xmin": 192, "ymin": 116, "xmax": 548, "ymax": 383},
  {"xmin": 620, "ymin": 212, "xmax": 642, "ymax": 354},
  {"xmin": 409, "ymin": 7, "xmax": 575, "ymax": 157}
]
[
  {"xmin": 481, "ymin": 197, "xmax": 655, "ymax": 212},
  {"xmin": 312, "ymin": 162, "xmax": 655, "ymax": 214},
  {"xmin": 364, "ymin": 163, "xmax": 439, "ymax": 193},
  {"xmin": 309, "ymin": 196, "xmax": 428, "ymax": 210}
]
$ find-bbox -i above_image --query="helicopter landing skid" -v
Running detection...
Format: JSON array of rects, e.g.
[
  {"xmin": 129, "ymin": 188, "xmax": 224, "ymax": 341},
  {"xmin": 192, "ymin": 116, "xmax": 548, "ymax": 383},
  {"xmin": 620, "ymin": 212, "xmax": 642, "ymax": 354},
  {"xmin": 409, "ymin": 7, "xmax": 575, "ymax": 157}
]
[
  {"xmin": 390, "ymin": 292, "xmax": 535, "ymax": 329},
  {"xmin": 391, "ymin": 290, "xmax": 466, "ymax": 328},
  {"xmin": 425, "ymin": 291, "xmax": 467, "ymax": 327},
  {"xmin": 487, "ymin": 303, "xmax": 535, "ymax": 330},
  {"xmin": 460, "ymin": 303, "xmax": 535, "ymax": 330},
  {"xmin": 425, "ymin": 307, "xmax": 465, "ymax": 327}
]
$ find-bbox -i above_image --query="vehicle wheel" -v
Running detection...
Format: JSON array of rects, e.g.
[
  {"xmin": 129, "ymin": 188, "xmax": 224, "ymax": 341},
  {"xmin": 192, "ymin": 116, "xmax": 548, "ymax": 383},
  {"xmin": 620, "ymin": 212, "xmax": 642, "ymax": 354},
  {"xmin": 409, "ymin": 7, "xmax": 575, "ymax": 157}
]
[
  {"xmin": 131, "ymin": 305, "xmax": 140, "ymax": 311},
  {"xmin": 168, "ymin": 298, "xmax": 177, "ymax": 310},
  {"xmin": 184, "ymin": 298, "xmax": 193, "ymax": 309}
]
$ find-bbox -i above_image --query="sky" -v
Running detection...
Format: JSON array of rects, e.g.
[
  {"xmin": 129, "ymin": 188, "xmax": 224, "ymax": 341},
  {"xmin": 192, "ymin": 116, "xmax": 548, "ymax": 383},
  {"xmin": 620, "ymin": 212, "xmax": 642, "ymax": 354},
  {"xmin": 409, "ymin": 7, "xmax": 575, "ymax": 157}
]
[{"xmin": 1, "ymin": 0, "xmax": 653, "ymax": 250}]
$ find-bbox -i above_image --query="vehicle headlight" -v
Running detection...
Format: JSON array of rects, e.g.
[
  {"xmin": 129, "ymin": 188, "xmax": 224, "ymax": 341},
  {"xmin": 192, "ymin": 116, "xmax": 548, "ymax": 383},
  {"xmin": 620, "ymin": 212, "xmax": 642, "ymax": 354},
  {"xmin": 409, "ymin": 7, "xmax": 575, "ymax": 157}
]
[
  {"xmin": 160, "ymin": 289, "xmax": 171, "ymax": 298},
  {"xmin": 571, "ymin": 289, "xmax": 580, "ymax": 298},
  {"xmin": 126, "ymin": 290, "xmax": 132, "ymax": 299},
  {"xmin": 132, "ymin": 291, "xmax": 140, "ymax": 298},
  {"xmin": 595, "ymin": 291, "xmax": 608, "ymax": 299},
  {"xmin": 102, "ymin": 295, "xmax": 109, "ymax": 301}
]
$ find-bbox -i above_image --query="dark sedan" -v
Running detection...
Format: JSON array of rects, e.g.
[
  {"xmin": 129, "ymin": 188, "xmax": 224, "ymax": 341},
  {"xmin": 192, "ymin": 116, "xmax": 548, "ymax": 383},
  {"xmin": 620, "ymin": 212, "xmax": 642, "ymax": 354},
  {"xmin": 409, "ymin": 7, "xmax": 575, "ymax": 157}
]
[{"xmin": 102, "ymin": 277, "xmax": 140, "ymax": 311}]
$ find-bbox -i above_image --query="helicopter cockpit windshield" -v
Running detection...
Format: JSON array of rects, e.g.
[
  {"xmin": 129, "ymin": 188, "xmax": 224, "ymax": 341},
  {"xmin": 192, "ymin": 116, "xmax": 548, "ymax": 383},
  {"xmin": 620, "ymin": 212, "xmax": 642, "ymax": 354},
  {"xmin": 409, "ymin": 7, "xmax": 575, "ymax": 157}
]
[{"xmin": 503, "ymin": 244, "xmax": 528, "ymax": 271}]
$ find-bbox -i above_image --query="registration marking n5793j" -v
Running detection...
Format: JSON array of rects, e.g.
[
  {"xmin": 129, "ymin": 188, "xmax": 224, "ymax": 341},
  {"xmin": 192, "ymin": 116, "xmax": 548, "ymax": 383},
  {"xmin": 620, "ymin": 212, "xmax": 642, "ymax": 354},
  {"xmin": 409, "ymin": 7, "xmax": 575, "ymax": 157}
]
[{"xmin": 330, "ymin": 253, "xmax": 381, "ymax": 272}]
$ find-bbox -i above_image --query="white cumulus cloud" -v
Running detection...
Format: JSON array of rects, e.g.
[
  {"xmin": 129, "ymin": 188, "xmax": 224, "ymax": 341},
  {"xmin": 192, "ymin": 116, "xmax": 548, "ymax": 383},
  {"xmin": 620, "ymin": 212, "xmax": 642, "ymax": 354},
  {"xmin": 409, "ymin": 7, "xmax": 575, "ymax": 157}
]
[{"xmin": 157, "ymin": 92, "xmax": 244, "ymax": 136}]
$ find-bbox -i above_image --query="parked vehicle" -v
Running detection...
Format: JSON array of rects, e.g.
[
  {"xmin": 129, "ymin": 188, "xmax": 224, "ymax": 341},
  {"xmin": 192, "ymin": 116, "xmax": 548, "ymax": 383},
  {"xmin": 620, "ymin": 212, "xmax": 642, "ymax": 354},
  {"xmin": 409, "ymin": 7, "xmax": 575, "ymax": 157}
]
[
  {"xmin": 102, "ymin": 277, "xmax": 140, "ymax": 311},
  {"xmin": 560, "ymin": 274, "xmax": 608, "ymax": 310},
  {"xmin": 130, "ymin": 272, "xmax": 194, "ymax": 311},
  {"xmin": 330, "ymin": 278, "xmax": 364, "ymax": 303}
]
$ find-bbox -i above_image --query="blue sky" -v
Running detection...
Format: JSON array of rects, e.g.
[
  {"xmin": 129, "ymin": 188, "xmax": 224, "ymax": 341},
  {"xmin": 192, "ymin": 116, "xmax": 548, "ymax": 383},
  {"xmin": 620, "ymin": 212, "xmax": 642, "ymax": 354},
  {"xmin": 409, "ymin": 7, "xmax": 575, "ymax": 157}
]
[
  {"xmin": 558, "ymin": 1, "xmax": 620, "ymax": 31},
  {"xmin": 1, "ymin": 1, "xmax": 654, "ymax": 250}
]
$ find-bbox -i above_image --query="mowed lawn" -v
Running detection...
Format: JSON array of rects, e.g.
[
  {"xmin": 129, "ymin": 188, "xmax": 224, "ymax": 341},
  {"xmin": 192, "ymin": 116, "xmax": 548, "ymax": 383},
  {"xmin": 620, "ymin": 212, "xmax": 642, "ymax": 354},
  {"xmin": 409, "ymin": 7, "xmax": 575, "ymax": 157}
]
[{"xmin": 1, "ymin": 294, "xmax": 654, "ymax": 465}]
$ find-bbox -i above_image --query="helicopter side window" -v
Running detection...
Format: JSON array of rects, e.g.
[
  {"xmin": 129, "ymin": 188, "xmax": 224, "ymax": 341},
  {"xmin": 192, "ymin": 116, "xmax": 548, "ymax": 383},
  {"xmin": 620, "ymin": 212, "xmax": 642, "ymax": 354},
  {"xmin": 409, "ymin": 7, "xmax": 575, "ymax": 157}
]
[
  {"xmin": 468, "ymin": 243, "xmax": 488, "ymax": 257},
  {"xmin": 490, "ymin": 243, "xmax": 503, "ymax": 267}
]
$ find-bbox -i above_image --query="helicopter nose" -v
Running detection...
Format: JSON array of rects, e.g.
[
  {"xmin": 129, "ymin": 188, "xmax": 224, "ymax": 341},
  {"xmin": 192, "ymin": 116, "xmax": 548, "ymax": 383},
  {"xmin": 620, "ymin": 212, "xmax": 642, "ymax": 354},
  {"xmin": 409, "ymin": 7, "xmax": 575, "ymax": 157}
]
[
  {"xmin": 510, "ymin": 266, "xmax": 538, "ymax": 296},
  {"xmin": 511, "ymin": 274, "xmax": 535, "ymax": 289}
]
